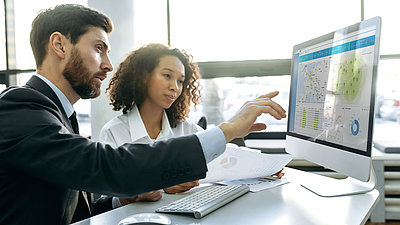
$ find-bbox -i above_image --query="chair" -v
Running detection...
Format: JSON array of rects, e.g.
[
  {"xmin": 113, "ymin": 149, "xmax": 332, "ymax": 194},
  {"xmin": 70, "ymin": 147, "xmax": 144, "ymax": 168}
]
[{"xmin": 197, "ymin": 116, "xmax": 207, "ymax": 130}]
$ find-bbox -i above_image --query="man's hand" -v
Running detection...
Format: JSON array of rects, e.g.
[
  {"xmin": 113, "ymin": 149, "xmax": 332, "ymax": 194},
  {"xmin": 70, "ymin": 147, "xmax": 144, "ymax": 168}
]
[
  {"xmin": 219, "ymin": 91, "xmax": 287, "ymax": 143},
  {"xmin": 119, "ymin": 190, "xmax": 162, "ymax": 206},
  {"xmin": 163, "ymin": 181, "xmax": 199, "ymax": 194}
]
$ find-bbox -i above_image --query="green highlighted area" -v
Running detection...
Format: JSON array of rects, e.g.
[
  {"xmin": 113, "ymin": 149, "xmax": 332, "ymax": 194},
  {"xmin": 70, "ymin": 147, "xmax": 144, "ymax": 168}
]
[{"xmin": 333, "ymin": 55, "xmax": 364, "ymax": 102}]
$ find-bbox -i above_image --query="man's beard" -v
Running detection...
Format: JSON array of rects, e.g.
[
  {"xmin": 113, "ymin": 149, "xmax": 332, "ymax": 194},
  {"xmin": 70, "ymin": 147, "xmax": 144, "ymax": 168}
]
[{"xmin": 62, "ymin": 48, "xmax": 105, "ymax": 99}]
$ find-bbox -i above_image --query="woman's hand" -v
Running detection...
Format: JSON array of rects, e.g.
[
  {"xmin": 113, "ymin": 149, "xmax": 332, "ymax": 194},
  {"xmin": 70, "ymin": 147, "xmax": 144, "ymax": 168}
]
[
  {"xmin": 119, "ymin": 190, "xmax": 162, "ymax": 205},
  {"xmin": 163, "ymin": 180, "xmax": 200, "ymax": 194}
]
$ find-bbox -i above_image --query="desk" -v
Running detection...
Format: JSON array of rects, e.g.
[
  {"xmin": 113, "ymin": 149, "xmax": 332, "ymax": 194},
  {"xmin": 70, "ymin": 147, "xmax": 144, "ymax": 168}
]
[
  {"xmin": 246, "ymin": 139, "xmax": 400, "ymax": 222},
  {"xmin": 73, "ymin": 168, "xmax": 378, "ymax": 225}
]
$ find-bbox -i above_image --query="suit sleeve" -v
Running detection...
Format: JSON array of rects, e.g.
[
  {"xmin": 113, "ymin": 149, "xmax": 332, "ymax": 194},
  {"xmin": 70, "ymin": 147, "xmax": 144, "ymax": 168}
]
[{"xmin": 0, "ymin": 88, "xmax": 208, "ymax": 197}]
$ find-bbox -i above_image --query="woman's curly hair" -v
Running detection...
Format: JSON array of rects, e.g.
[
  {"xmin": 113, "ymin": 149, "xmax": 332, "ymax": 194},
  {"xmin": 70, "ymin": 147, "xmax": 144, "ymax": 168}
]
[{"xmin": 107, "ymin": 43, "xmax": 201, "ymax": 128}]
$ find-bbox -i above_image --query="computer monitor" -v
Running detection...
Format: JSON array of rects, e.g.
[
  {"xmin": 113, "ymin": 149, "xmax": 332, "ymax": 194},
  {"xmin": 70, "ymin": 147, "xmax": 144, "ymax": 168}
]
[{"xmin": 285, "ymin": 17, "xmax": 381, "ymax": 197}]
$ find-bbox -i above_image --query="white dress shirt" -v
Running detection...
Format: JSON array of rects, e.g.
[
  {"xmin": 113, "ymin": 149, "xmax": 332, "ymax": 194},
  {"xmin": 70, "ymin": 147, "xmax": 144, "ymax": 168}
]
[
  {"xmin": 99, "ymin": 104, "xmax": 204, "ymax": 147},
  {"xmin": 98, "ymin": 104, "xmax": 225, "ymax": 163}
]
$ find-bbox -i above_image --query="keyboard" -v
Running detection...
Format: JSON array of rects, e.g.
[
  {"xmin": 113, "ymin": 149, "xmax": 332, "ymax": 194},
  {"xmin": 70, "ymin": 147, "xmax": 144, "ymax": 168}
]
[{"xmin": 156, "ymin": 185, "xmax": 250, "ymax": 219}]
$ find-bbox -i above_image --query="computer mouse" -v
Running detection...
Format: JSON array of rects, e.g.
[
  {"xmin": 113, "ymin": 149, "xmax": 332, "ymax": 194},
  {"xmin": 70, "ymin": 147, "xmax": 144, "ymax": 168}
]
[{"xmin": 118, "ymin": 213, "xmax": 171, "ymax": 225}]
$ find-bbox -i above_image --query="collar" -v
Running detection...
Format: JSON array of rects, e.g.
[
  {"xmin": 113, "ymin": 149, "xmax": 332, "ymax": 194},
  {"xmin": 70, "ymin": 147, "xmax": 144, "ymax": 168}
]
[
  {"xmin": 34, "ymin": 74, "xmax": 74, "ymax": 118},
  {"xmin": 128, "ymin": 104, "xmax": 174, "ymax": 143}
]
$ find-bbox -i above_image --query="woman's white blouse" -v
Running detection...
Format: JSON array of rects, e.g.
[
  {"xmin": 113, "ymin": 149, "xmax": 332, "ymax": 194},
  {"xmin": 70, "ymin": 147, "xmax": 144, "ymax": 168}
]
[{"xmin": 99, "ymin": 104, "xmax": 203, "ymax": 148}]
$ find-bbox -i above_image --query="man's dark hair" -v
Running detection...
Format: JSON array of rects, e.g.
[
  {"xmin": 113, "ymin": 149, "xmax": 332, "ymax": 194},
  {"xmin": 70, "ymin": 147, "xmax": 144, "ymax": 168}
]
[{"xmin": 30, "ymin": 4, "xmax": 113, "ymax": 68}]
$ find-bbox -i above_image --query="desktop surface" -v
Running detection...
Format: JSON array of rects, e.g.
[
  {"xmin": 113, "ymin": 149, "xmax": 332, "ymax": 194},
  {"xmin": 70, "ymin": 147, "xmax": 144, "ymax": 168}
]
[{"xmin": 72, "ymin": 168, "xmax": 378, "ymax": 225}]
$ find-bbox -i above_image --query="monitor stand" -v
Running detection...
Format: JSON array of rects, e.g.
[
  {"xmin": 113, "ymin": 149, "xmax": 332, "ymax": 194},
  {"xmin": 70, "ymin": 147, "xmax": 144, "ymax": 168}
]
[{"xmin": 289, "ymin": 166, "xmax": 376, "ymax": 197}]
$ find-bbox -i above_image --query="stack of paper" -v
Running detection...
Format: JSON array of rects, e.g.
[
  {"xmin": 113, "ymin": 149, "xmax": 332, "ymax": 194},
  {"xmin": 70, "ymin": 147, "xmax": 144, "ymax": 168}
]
[{"xmin": 200, "ymin": 144, "xmax": 292, "ymax": 191}]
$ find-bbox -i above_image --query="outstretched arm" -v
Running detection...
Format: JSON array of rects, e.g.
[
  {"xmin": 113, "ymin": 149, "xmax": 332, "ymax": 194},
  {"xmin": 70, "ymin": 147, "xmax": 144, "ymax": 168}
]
[{"xmin": 219, "ymin": 91, "xmax": 286, "ymax": 143}]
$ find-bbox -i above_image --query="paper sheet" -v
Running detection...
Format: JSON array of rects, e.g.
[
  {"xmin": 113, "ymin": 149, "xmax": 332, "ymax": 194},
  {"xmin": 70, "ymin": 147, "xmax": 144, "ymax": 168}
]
[
  {"xmin": 200, "ymin": 144, "xmax": 292, "ymax": 184},
  {"xmin": 218, "ymin": 177, "xmax": 289, "ymax": 192}
]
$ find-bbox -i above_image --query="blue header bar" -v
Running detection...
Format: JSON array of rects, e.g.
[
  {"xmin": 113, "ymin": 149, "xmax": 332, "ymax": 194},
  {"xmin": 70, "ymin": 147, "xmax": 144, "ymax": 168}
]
[{"xmin": 299, "ymin": 35, "xmax": 375, "ymax": 63}]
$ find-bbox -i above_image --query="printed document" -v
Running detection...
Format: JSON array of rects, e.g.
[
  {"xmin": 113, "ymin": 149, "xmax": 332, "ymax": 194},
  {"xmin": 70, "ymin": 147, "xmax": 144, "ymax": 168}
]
[{"xmin": 201, "ymin": 144, "xmax": 292, "ymax": 184}]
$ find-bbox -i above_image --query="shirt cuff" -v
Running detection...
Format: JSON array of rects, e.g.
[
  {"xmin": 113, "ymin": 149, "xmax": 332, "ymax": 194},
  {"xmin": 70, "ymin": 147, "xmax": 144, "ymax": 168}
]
[
  {"xmin": 195, "ymin": 126, "xmax": 226, "ymax": 163},
  {"xmin": 112, "ymin": 197, "xmax": 123, "ymax": 208}
]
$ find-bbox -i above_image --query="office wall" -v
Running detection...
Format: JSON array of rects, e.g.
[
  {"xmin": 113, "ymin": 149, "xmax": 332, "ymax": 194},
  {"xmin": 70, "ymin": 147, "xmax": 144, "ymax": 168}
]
[{"xmin": 88, "ymin": 0, "xmax": 134, "ymax": 141}]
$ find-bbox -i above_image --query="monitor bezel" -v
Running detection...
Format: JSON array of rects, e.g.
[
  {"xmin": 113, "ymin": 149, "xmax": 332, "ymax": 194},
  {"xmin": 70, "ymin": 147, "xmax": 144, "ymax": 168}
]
[{"xmin": 286, "ymin": 16, "xmax": 382, "ymax": 158}]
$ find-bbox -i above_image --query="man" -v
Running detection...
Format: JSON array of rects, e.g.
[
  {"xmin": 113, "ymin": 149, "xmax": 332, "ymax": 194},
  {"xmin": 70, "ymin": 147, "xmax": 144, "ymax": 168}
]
[{"xmin": 0, "ymin": 4, "xmax": 286, "ymax": 225}]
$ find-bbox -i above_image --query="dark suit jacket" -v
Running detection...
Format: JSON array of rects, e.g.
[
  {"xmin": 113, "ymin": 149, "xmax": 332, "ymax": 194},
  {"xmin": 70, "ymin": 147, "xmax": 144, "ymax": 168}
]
[{"xmin": 0, "ymin": 76, "xmax": 208, "ymax": 225}]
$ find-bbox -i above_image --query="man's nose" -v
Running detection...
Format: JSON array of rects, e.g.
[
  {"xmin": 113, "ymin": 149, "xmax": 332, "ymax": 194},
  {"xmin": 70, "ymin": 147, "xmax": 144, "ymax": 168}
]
[{"xmin": 101, "ymin": 54, "xmax": 114, "ymax": 72}]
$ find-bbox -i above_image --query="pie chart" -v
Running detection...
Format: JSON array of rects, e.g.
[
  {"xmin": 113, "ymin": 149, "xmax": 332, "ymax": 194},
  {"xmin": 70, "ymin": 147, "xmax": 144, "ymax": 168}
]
[
  {"xmin": 220, "ymin": 157, "xmax": 238, "ymax": 169},
  {"xmin": 351, "ymin": 119, "xmax": 360, "ymax": 136}
]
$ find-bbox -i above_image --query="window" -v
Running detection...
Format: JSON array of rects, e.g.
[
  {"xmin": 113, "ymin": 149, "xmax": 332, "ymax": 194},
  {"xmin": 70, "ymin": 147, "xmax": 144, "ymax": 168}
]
[
  {"xmin": 363, "ymin": 0, "xmax": 400, "ymax": 139},
  {"xmin": 190, "ymin": 75, "xmax": 290, "ymax": 132},
  {"xmin": 169, "ymin": 0, "xmax": 360, "ymax": 133},
  {"xmin": 0, "ymin": 1, "xmax": 5, "ymax": 70},
  {"xmin": 169, "ymin": 0, "xmax": 360, "ymax": 62},
  {"xmin": 133, "ymin": 0, "xmax": 168, "ymax": 48},
  {"xmin": 365, "ymin": 0, "xmax": 400, "ymax": 55},
  {"xmin": 373, "ymin": 58, "xmax": 400, "ymax": 140},
  {"xmin": 0, "ymin": 1, "xmax": 5, "ymax": 92},
  {"xmin": 8, "ymin": 0, "xmax": 90, "ymax": 134},
  {"xmin": 12, "ymin": 0, "xmax": 87, "ymax": 70}
]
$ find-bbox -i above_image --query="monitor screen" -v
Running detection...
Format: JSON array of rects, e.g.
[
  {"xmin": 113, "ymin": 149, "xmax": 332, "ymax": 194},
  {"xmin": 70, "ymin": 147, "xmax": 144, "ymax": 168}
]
[{"xmin": 286, "ymin": 17, "xmax": 381, "ymax": 192}]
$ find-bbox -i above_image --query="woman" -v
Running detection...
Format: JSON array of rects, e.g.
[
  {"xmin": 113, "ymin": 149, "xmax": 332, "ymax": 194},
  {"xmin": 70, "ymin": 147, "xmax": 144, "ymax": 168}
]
[{"xmin": 99, "ymin": 43, "xmax": 203, "ymax": 207}]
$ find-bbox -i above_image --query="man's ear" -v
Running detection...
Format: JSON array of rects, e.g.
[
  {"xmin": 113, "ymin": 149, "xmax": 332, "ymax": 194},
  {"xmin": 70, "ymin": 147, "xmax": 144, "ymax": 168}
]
[{"xmin": 49, "ymin": 32, "xmax": 67, "ymax": 60}]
